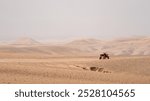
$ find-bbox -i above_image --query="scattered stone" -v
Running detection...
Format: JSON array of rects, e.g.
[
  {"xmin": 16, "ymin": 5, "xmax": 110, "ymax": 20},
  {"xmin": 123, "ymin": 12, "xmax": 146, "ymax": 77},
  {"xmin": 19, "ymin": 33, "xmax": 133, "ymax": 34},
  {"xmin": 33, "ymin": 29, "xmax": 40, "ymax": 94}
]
[
  {"xmin": 103, "ymin": 71, "xmax": 111, "ymax": 73},
  {"xmin": 98, "ymin": 68, "xmax": 104, "ymax": 72},
  {"xmin": 82, "ymin": 67, "xmax": 88, "ymax": 70},
  {"xmin": 90, "ymin": 67, "xmax": 99, "ymax": 71},
  {"xmin": 75, "ymin": 65, "xmax": 111, "ymax": 74}
]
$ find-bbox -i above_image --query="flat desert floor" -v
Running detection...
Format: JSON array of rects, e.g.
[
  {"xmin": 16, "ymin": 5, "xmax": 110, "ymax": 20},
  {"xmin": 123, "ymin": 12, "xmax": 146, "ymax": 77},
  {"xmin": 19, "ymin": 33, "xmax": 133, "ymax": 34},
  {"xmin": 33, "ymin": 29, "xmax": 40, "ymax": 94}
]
[{"xmin": 0, "ymin": 54, "xmax": 150, "ymax": 84}]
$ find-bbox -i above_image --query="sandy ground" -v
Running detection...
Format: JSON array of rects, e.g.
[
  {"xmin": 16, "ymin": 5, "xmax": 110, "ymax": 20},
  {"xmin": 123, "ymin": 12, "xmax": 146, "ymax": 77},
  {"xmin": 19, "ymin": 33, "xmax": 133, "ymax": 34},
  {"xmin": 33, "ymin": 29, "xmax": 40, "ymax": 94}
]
[{"xmin": 0, "ymin": 54, "xmax": 150, "ymax": 84}]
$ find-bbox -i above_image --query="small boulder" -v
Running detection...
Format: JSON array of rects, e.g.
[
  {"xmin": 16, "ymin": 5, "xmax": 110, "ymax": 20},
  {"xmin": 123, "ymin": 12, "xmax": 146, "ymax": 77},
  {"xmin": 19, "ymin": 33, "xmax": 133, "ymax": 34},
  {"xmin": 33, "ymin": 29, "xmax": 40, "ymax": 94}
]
[{"xmin": 90, "ymin": 67, "xmax": 99, "ymax": 71}]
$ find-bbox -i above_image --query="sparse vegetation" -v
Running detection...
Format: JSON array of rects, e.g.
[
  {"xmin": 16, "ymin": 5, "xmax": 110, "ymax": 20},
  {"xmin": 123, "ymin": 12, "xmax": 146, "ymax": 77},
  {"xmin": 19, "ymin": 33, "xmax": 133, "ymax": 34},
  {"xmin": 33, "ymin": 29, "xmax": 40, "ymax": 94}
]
[{"xmin": 0, "ymin": 55, "xmax": 150, "ymax": 84}]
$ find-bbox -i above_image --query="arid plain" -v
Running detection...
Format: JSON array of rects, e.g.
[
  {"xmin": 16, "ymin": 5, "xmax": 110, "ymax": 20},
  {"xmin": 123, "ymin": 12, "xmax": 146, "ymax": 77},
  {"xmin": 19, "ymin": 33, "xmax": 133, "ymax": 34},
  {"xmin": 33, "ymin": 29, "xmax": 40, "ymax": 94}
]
[{"xmin": 0, "ymin": 37, "xmax": 150, "ymax": 84}]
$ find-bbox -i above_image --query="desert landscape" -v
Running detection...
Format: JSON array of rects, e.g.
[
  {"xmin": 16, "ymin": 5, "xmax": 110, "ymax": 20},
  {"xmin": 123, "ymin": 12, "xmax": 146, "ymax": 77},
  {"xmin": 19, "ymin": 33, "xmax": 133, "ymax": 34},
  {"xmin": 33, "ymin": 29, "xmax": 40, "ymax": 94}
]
[{"xmin": 0, "ymin": 36, "xmax": 150, "ymax": 84}]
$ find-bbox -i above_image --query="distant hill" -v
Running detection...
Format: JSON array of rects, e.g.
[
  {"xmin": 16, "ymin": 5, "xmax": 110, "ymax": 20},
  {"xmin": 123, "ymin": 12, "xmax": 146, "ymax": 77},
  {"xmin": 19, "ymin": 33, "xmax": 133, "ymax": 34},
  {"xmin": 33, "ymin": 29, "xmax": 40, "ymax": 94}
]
[
  {"xmin": 67, "ymin": 38, "xmax": 102, "ymax": 45},
  {"xmin": 0, "ymin": 36, "xmax": 150, "ymax": 56},
  {"xmin": 12, "ymin": 37, "xmax": 40, "ymax": 45},
  {"xmin": 65, "ymin": 37, "xmax": 150, "ymax": 56}
]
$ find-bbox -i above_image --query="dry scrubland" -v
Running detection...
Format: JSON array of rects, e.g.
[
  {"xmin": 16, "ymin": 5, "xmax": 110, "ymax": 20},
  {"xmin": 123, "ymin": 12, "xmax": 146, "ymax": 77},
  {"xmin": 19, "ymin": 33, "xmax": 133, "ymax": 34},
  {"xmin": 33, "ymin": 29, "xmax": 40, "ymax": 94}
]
[
  {"xmin": 0, "ymin": 37, "xmax": 150, "ymax": 84},
  {"xmin": 0, "ymin": 54, "xmax": 150, "ymax": 84}
]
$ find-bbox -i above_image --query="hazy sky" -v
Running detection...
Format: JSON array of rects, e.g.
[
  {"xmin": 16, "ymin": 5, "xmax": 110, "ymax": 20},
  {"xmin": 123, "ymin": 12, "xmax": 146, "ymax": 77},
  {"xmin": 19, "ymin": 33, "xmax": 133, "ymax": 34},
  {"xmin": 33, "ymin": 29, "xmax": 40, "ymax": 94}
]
[{"xmin": 0, "ymin": 0, "xmax": 150, "ymax": 41}]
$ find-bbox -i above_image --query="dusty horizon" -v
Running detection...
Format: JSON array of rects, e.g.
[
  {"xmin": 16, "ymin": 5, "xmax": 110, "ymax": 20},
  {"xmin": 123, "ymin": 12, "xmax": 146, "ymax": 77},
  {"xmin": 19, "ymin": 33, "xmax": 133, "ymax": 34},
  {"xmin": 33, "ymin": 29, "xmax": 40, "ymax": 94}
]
[
  {"xmin": 0, "ymin": 36, "xmax": 150, "ymax": 56},
  {"xmin": 0, "ymin": 35, "xmax": 150, "ymax": 42}
]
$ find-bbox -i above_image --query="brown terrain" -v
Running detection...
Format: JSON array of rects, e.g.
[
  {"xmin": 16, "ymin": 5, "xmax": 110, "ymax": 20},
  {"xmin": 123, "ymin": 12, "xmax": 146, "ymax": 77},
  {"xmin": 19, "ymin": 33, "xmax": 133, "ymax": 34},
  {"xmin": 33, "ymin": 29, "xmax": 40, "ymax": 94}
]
[{"xmin": 0, "ymin": 37, "xmax": 150, "ymax": 84}]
